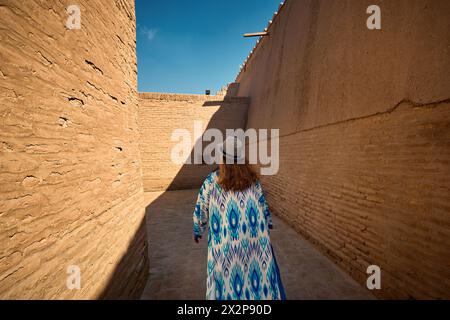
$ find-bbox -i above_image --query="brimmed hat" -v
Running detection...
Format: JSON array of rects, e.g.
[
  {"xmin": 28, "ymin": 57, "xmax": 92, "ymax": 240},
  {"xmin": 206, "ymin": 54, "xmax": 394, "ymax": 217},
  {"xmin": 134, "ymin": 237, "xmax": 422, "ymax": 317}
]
[{"xmin": 218, "ymin": 136, "xmax": 245, "ymax": 163}]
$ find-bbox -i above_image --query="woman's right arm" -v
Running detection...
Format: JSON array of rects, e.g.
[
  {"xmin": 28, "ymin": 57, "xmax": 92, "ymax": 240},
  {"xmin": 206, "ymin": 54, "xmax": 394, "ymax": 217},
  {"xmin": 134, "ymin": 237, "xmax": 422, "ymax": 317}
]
[{"xmin": 193, "ymin": 175, "xmax": 212, "ymax": 239}]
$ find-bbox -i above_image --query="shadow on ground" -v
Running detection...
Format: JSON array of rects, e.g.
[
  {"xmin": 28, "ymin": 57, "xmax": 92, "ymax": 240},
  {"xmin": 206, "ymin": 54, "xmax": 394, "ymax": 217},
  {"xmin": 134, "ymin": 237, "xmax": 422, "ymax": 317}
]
[{"xmin": 141, "ymin": 190, "xmax": 207, "ymax": 299}]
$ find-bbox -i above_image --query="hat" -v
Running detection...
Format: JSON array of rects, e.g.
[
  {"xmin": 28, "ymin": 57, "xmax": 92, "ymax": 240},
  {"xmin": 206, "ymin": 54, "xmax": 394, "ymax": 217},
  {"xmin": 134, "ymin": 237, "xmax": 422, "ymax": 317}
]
[{"xmin": 218, "ymin": 136, "xmax": 245, "ymax": 163}]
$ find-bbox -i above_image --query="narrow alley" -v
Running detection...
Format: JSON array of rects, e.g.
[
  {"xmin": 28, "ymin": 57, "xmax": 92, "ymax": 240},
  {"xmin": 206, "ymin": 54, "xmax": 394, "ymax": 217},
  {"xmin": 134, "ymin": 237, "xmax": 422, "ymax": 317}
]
[{"xmin": 141, "ymin": 190, "xmax": 374, "ymax": 300}]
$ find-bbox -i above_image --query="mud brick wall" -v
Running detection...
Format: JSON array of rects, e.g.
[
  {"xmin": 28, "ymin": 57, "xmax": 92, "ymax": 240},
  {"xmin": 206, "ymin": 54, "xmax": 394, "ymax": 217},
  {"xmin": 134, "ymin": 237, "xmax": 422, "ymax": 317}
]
[
  {"xmin": 0, "ymin": 0, "xmax": 148, "ymax": 298},
  {"xmin": 236, "ymin": 0, "xmax": 450, "ymax": 299},
  {"xmin": 139, "ymin": 93, "xmax": 249, "ymax": 191}
]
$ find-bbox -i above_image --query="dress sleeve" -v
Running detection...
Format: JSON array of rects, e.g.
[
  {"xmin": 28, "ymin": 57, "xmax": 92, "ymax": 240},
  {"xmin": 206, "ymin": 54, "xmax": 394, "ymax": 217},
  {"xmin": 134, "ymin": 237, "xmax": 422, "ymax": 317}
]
[
  {"xmin": 193, "ymin": 174, "xmax": 213, "ymax": 237},
  {"xmin": 256, "ymin": 181, "xmax": 273, "ymax": 229}
]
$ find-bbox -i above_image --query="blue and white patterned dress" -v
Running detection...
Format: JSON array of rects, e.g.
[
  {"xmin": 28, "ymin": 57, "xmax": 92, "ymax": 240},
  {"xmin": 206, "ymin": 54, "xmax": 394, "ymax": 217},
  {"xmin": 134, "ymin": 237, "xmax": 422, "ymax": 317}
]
[{"xmin": 193, "ymin": 170, "xmax": 286, "ymax": 300}]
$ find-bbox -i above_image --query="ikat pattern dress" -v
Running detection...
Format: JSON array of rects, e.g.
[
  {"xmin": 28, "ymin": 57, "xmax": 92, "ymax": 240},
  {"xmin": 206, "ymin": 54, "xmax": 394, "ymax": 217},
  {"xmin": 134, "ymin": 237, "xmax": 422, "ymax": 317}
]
[{"xmin": 193, "ymin": 171, "xmax": 286, "ymax": 300}]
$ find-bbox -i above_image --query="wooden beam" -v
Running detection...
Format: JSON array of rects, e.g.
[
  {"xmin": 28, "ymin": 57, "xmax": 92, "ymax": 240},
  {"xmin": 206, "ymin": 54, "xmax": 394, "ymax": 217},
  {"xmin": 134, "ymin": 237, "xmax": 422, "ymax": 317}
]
[{"xmin": 243, "ymin": 32, "xmax": 269, "ymax": 38}]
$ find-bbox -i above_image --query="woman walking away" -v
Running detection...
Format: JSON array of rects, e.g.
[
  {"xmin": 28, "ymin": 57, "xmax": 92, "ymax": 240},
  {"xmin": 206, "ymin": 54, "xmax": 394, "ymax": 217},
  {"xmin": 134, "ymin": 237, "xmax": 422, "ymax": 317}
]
[{"xmin": 193, "ymin": 136, "xmax": 286, "ymax": 300}]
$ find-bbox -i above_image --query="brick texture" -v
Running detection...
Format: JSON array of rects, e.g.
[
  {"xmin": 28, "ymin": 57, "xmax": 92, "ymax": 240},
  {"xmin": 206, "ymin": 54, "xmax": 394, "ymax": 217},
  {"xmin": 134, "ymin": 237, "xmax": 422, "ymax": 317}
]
[
  {"xmin": 260, "ymin": 102, "xmax": 450, "ymax": 299},
  {"xmin": 139, "ymin": 93, "xmax": 249, "ymax": 191},
  {"xmin": 236, "ymin": 0, "xmax": 450, "ymax": 299},
  {"xmin": 0, "ymin": 0, "xmax": 148, "ymax": 298}
]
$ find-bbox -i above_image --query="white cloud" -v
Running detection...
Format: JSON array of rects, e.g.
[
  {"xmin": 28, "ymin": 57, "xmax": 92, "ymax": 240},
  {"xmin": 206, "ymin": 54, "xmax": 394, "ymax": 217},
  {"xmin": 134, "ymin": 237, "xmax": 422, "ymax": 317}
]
[{"xmin": 141, "ymin": 26, "xmax": 158, "ymax": 41}]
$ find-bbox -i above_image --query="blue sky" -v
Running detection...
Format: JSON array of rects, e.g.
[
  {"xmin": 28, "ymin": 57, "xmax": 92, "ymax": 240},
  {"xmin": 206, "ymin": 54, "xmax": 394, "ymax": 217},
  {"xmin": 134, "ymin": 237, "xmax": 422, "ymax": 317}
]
[{"xmin": 136, "ymin": 0, "xmax": 280, "ymax": 94}]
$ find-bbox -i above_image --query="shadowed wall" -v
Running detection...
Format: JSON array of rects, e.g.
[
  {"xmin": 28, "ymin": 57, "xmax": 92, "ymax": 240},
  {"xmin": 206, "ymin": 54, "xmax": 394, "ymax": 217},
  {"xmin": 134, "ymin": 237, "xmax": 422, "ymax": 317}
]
[{"xmin": 236, "ymin": 0, "xmax": 450, "ymax": 299}]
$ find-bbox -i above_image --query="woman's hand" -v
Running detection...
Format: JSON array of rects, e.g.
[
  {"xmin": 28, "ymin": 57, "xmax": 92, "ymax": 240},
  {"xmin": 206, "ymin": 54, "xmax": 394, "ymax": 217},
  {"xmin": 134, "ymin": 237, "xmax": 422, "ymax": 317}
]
[{"xmin": 194, "ymin": 234, "xmax": 202, "ymax": 243}]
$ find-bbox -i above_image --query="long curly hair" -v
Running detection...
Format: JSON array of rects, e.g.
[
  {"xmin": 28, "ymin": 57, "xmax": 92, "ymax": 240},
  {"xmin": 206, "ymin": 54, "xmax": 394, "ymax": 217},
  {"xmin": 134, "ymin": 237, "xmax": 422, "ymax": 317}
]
[{"xmin": 217, "ymin": 162, "xmax": 259, "ymax": 191}]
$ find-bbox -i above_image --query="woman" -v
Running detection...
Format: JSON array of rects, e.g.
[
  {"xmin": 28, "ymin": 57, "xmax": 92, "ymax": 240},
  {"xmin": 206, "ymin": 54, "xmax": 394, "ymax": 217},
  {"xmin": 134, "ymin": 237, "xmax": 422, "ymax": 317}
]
[{"xmin": 193, "ymin": 136, "xmax": 286, "ymax": 300}]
